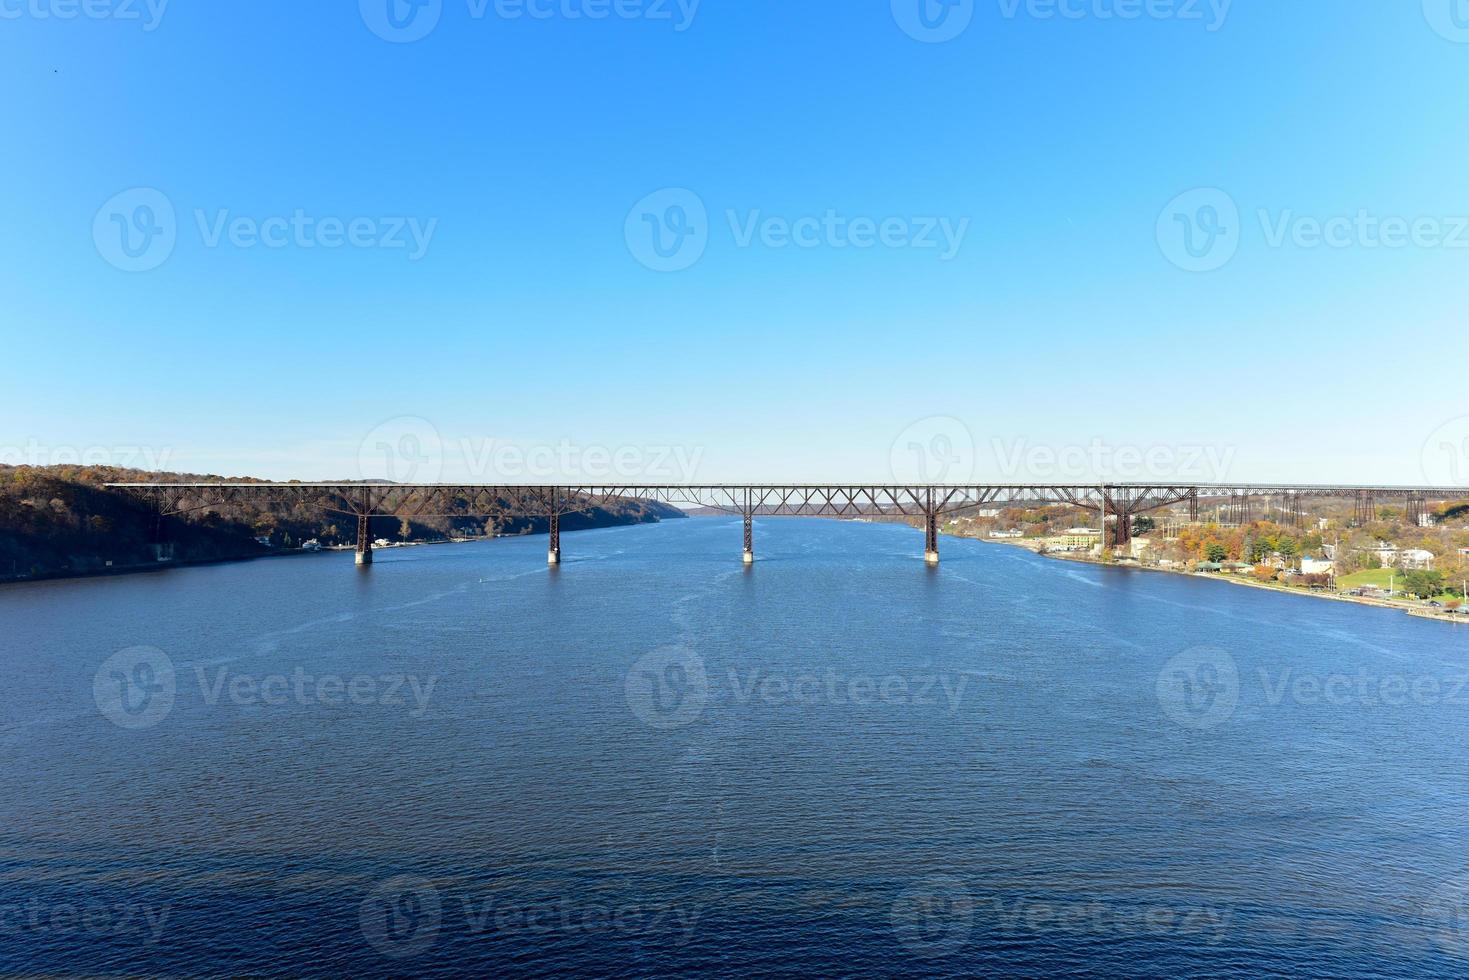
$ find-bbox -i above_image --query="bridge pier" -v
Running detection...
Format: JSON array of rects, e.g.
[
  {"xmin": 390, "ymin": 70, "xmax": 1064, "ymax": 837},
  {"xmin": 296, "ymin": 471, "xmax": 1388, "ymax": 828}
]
[
  {"xmin": 1406, "ymin": 493, "xmax": 1425, "ymax": 527},
  {"xmin": 548, "ymin": 511, "xmax": 561, "ymax": 565},
  {"xmin": 355, "ymin": 513, "xmax": 372, "ymax": 565},
  {"xmin": 742, "ymin": 513, "xmax": 754, "ymax": 564},
  {"xmin": 1227, "ymin": 493, "xmax": 1254, "ymax": 527},
  {"xmin": 923, "ymin": 493, "xmax": 940, "ymax": 564},
  {"xmin": 1355, "ymin": 490, "xmax": 1376, "ymax": 526}
]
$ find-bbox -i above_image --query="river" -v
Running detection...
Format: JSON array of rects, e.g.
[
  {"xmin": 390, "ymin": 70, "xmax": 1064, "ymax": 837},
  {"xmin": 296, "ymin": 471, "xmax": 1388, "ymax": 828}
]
[{"xmin": 2, "ymin": 516, "xmax": 1467, "ymax": 976}]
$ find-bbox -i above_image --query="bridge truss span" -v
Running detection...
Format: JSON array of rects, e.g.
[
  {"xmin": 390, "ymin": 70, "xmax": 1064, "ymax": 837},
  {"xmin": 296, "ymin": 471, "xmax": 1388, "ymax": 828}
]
[{"xmin": 107, "ymin": 482, "xmax": 1469, "ymax": 570}]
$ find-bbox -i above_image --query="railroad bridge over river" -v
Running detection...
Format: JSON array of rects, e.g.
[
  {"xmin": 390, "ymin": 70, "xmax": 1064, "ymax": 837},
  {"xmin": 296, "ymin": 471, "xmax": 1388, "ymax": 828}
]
[{"xmin": 109, "ymin": 482, "xmax": 1469, "ymax": 568}]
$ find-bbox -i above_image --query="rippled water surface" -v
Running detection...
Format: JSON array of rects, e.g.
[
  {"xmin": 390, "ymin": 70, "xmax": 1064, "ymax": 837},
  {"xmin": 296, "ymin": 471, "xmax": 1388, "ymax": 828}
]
[{"xmin": 3, "ymin": 517, "xmax": 1469, "ymax": 976}]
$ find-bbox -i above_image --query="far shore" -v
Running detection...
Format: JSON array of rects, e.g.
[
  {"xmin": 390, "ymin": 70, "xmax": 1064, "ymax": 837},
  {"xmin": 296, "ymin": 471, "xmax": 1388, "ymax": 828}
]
[
  {"xmin": 974, "ymin": 533, "xmax": 1468, "ymax": 626},
  {"xmin": 0, "ymin": 533, "xmax": 517, "ymax": 587}
]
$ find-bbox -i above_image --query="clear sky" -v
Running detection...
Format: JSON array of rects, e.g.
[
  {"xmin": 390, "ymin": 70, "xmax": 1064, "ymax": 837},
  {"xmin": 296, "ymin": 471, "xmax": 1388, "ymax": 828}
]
[{"xmin": 4, "ymin": 1, "xmax": 1469, "ymax": 486}]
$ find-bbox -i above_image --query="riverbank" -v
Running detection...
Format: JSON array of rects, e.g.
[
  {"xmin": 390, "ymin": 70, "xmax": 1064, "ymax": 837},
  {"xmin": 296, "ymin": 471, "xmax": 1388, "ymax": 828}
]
[
  {"xmin": 0, "ymin": 515, "xmax": 685, "ymax": 587},
  {"xmin": 976, "ymin": 534, "xmax": 1468, "ymax": 625}
]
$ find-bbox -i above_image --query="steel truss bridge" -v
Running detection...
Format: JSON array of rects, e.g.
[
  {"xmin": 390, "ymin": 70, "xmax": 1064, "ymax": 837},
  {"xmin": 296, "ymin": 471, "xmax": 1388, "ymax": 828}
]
[{"xmin": 109, "ymin": 482, "xmax": 1469, "ymax": 568}]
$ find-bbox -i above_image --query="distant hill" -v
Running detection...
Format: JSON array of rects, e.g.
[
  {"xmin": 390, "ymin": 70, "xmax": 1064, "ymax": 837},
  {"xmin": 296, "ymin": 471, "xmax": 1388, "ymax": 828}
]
[{"xmin": 0, "ymin": 466, "xmax": 684, "ymax": 582}]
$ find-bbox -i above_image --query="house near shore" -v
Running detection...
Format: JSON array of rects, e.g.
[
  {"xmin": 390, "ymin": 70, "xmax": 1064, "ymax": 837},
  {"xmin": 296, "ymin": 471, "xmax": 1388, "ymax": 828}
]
[
  {"xmin": 1400, "ymin": 548, "xmax": 1435, "ymax": 570},
  {"xmin": 1368, "ymin": 542, "xmax": 1400, "ymax": 566},
  {"xmin": 1301, "ymin": 555, "xmax": 1336, "ymax": 575}
]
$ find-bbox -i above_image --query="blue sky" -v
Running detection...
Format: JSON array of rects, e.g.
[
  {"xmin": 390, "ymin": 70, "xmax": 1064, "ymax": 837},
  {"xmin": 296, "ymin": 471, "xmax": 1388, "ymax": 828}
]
[{"xmin": 4, "ymin": 1, "xmax": 1469, "ymax": 485}]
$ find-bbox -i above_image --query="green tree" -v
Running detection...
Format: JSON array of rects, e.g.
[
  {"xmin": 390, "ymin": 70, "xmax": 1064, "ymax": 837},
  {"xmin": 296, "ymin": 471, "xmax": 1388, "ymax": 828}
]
[
  {"xmin": 1205, "ymin": 543, "xmax": 1228, "ymax": 563},
  {"xmin": 1401, "ymin": 569, "xmax": 1445, "ymax": 599}
]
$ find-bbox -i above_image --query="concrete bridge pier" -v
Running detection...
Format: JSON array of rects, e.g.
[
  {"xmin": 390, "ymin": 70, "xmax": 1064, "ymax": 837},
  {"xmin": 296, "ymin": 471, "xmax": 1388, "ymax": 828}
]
[{"xmin": 548, "ymin": 511, "xmax": 561, "ymax": 565}]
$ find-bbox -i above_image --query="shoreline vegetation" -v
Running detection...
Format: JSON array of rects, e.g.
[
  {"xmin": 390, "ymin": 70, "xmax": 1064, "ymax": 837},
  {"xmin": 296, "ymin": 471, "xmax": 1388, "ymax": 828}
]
[
  {"xmin": 976, "ymin": 533, "xmax": 1468, "ymax": 625},
  {"xmin": 0, "ymin": 465, "xmax": 683, "ymax": 586}
]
